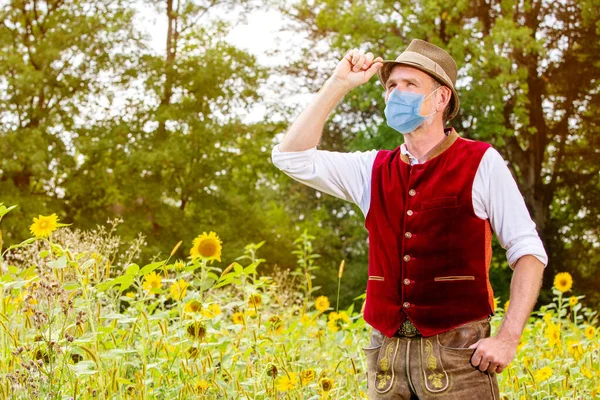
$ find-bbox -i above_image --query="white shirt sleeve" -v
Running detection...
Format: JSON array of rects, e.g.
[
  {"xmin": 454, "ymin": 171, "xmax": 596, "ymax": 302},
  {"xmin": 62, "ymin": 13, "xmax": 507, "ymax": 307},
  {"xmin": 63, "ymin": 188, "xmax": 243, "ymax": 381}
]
[
  {"xmin": 271, "ymin": 143, "xmax": 378, "ymax": 217},
  {"xmin": 472, "ymin": 148, "xmax": 548, "ymax": 269}
]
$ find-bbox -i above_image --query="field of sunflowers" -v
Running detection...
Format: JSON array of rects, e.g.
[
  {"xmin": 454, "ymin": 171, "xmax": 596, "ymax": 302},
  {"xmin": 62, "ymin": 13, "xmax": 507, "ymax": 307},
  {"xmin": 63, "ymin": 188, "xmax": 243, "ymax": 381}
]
[{"xmin": 0, "ymin": 204, "xmax": 598, "ymax": 399}]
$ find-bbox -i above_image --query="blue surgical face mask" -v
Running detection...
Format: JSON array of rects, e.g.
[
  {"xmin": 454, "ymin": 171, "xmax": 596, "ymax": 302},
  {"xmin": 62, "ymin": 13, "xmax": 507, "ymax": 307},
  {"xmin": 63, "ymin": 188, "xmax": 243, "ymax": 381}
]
[{"xmin": 384, "ymin": 87, "xmax": 440, "ymax": 134}]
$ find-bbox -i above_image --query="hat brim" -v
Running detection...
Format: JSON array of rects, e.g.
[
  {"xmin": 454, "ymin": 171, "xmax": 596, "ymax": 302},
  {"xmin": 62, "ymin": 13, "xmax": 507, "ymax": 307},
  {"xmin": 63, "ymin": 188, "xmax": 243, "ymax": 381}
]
[{"xmin": 377, "ymin": 60, "xmax": 460, "ymax": 121}]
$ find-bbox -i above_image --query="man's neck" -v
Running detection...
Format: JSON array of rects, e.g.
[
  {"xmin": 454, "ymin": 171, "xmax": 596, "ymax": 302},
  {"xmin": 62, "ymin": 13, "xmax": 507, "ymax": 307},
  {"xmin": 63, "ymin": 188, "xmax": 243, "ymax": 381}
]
[{"xmin": 403, "ymin": 120, "xmax": 448, "ymax": 163}]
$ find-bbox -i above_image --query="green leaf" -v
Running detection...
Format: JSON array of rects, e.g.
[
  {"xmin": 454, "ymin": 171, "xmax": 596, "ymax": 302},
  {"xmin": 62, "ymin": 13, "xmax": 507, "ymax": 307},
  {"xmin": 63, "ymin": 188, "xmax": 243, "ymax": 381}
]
[
  {"xmin": 47, "ymin": 255, "xmax": 67, "ymax": 269},
  {"xmin": 126, "ymin": 264, "xmax": 139, "ymax": 276},
  {"xmin": 234, "ymin": 262, "xmax": 243, "ymax": 275},
  {"xmin": 213, "ymin": 274, "xmax": 235, "ymax": 289},
  {"xmin": 96, "ymin": 275, "xmax": 133, "ymax": 292},
  {"xmin": 7, "ymin": 238, "xmax": 36, "ymax": 250},
  {"xmin": 139, "ymin": 261, "xmax": 164, "ymax": 276},
  {"xmin": 63, "ymin": 281, "xmax": 80, "ymax": 291},
  {"xmin": 0, "ymin": 204, "xmax": 17, "ymax": 219},
  {"xmin": 68, "ymin": 361, "xmax": 97, "ymax": 376},
  {"xmin": 244, "ymin": 262, "xmax": 259, "ymax": 275}
]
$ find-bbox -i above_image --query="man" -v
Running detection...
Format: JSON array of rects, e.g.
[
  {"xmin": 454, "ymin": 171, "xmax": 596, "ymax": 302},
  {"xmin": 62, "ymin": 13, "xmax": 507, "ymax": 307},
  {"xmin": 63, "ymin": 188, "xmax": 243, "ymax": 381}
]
[{"xmin": 271, "ymin": 39, "xmax": 547, "ymax": 399}]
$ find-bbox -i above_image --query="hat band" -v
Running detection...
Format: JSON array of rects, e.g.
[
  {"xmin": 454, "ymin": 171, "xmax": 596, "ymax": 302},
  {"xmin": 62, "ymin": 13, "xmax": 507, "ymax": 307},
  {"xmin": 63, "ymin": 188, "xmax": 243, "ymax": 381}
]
[{"xmin": 395, "ymin": 51, "xmax": 454, "ymax": 88}]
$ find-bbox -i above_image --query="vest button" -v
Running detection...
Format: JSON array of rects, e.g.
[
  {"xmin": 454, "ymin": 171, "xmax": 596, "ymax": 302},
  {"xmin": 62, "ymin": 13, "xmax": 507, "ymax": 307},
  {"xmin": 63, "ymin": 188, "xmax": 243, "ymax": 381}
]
[
  {"xmin": 403, "ymin": 278, "xmax": 410, "ymax": 285},
  {"xmin": 405, "ymin": 232, "xmax": 412, "ymax": 239},
  {"xmin": 409, "ymin": 189, "xmax": 416, "ymax": 196},
  {"xmin": 407, "ymin": 210, "xmax": 413, "ymax": 216},
  {"xmin": 403, "ymin": 302, "xmax": 410, "ymax": 308},
  {"xmin": 403, "ymin": 255, "xmax": 411, "ymax": 262}
]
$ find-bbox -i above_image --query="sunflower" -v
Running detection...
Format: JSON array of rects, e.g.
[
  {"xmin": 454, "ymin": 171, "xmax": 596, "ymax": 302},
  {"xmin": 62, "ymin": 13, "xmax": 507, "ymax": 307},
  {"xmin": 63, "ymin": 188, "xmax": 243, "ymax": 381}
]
[
  {"xmin": 585, "ymin": 326, "xmax": 596, "ymax": 340},
  {"xmin": 190, "ymin": 232, "xmax": 222, "ymax": 263},
  {"xmin": 566, "ymin": 340, "xmax": 584, "ymax": 360},
  {"xmin": 534, "ymin": 366, "xmax": 553, "ymax": 382},
  {"xmin": 581, "ymin": 367, "xmax": 593, "ymax": 379},
  {"xmin": 319, "ymin": 377, "xmax": 334, "ymax": 392},
  {"xmin": 553, "ymin": 272, "xmax": 573, "ymax": 293},
  {"xmin": 269, "ymin": 315, "xmax": 283, "ymax": 333},
  {"xmin": 314, "ymin": 296, "xmax": 330, "ymax": 313},
  {"xmin": 173, "ymin": 260, "xmax": 185, "ymax": 270},
  {"xmin": 504, "ymin": 300, "xmax": 510, "ymax": 311},
  {"xmin": 142, "ymin": 272, "xmax": 162, "ymax": 292},
  {"xmin": 300, "ymin": 314, "xmax": 315, "ymax": 327},
  {"xmin": 337, "ymin": 311, "xmax": 350, "ymax": 323},
  {"xmin": 569, "ymin": 296, "xmax": 578, "ymax": 307},
  {"xmin": 184, "ymin": 300, "xmax": 202, "ymax": 313},
  {"xmin": 327, "ymin": 311, "xmax": 350, "ymax": 332},
  {"xmin": 201, "ymin": 303, "xmax": 221, "ymax": 318},
  {"xmin": 544, "ymin": 323, "xmax": 561, "ymax": 348},
  {"xmin": 232, "ymin": 312, "xmax": 245, "ymax": 325},
  {"xmin": 169, "ymin": 279, "xmax": 189, "ymax": 301},
  {"xmin": 196, "ymin": 379, "xmax": 209, "ymax": 393},
  {"xmin": 300, "ymin": 369, "xmax": 315, "ymax": 385},
  {"xmin": 29, "ymin": 214, "xmax": 61, "ymax": 238},
  {"xmin": 276, "ymin": 372, "xmax": 297, "ymax": 392},
  {"xmin": 186, "ymin": 322, "xmax": 207, "ymax": 340},
  {"xmin": 248, "ymin": 293, "xmax": 262, "ymax": 308}
]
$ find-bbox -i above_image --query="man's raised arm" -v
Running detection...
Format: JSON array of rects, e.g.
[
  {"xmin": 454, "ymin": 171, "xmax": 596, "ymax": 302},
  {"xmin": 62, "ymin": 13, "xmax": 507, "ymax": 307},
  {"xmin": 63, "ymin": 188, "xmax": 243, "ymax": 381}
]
[{"xmin": 278, "ymin": 50, "xmax": 383, "ymax": 152}]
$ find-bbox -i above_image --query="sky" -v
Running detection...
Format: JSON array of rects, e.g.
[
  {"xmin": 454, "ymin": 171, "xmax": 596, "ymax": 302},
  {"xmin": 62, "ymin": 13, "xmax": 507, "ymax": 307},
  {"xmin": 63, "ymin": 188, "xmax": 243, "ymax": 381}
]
[{"xmin": 134, "ymin": 4, "xmax": 311, "ymax": 125}]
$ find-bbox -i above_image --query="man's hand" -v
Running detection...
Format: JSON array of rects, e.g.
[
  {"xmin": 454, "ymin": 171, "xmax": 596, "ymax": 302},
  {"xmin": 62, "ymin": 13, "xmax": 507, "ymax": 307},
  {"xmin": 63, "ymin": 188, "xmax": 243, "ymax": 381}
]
[
  {"xmin": 330, "ymin": 49, "xmax": 383, "ymax": 91},
  {"xmin": 467, "ymin": 336, "xmax": 518, "ymax": 374}
]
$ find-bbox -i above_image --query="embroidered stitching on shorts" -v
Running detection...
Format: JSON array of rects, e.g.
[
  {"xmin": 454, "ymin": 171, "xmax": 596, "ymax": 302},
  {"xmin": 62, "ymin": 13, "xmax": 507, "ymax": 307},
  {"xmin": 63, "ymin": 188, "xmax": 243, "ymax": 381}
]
[
  {"xmin": 374, "ymin": 338, "xmax": 398, "ymax": 394},
  {"xmin": 420, "ymin": 337, "xmax": 450, "ymax": 393}
]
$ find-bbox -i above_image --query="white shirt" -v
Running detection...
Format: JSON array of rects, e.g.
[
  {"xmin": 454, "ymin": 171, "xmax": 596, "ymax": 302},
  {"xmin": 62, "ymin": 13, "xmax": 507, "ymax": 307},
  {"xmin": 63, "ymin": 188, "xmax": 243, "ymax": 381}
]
[{"xmin": 271, "ymin": 141, "xmax": 548, "ymax": 269}]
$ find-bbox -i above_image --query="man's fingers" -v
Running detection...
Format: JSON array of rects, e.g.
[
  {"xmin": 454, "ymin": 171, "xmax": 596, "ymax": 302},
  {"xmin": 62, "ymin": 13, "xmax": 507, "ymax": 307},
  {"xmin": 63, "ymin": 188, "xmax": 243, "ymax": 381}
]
[
  {"xmin": 362, "ymin": 52, "xmax": 374, "ymax": 70},
  {"xmin": 478, "ymin": 359, "xmax": 490, "ymax": 372},
  {"xmin": 353, "ymin": 53, "xmax": 367, "ymax": 71},
  {"xmin": 351, "ymin": 50, "xmax": 360, "ymax": 66},
  {"xmin": 487, "ymin": 362, "xmax": 499, "ymax": 374}
]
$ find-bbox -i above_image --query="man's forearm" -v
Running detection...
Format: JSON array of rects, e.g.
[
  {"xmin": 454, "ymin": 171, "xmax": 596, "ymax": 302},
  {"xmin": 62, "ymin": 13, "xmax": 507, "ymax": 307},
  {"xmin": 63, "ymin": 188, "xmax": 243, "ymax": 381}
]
[
  {"xmin": 495, "ymin": 255, "xmax": 545, "ymax": 344},
  {"xmin": 278, "ymin": 78, "xmax": 348, "ymax": 152}
]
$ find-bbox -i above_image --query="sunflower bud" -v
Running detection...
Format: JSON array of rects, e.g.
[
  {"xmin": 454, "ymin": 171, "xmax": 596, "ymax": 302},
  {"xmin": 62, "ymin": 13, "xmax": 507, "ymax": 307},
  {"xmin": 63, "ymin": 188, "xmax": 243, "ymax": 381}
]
[{"xmin": 266, "ymin": 363, "xmax": 278, "ymax": 378}]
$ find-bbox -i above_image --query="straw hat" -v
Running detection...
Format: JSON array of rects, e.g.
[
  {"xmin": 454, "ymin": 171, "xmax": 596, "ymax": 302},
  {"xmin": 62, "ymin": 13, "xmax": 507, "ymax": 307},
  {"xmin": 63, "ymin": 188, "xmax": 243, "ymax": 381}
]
[{"xmin": 378, "ymin": 39, "xmax": 460, "ymax": 121}]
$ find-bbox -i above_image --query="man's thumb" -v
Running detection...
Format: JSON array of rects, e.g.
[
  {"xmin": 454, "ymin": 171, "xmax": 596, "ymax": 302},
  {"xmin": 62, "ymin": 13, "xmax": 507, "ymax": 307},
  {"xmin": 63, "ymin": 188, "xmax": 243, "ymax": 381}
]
[{"xmin": 364, "ymin": 61, "xmax": 383, "ymax": 81}]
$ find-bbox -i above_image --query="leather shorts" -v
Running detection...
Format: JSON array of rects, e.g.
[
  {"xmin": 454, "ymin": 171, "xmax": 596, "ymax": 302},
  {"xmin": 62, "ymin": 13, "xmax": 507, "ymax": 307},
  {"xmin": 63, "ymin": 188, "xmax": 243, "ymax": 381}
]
[{"xmin": 362, "ymin": 316, "xmax": 500, "ymax": 399}]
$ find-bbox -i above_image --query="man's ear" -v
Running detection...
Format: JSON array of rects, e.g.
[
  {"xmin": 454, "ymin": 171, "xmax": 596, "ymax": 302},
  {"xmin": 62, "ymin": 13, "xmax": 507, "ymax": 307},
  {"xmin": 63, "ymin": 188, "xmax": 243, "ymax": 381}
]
[{"xmin": 438, "ymin": 86, "xmax": 451, "ymax": 112}]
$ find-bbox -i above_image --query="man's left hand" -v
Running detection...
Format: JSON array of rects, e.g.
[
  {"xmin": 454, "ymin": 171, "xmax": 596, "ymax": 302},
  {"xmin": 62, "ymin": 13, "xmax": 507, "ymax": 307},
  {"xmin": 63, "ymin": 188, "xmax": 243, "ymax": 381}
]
[{"xmin": 467, "ymin": 336, "xmax": 518, "ymax": 374}]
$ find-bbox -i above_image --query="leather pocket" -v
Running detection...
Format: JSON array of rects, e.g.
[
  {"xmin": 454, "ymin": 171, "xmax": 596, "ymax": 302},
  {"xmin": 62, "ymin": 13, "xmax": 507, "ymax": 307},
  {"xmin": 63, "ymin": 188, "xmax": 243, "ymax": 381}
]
[
  {"xmin": 434, "ymin": 276, "xmax": 475, "ymax": 282},
  {"xmin": 421, "ymin": 196, "xmax": 457, "ymax": 210},
  {"xmin": 368, "ymin": 276, "xmax": 385, "ymax": 281},
  {"xmin": 437, "ymin": 320, "xmax": 487, "ymax": 350}
]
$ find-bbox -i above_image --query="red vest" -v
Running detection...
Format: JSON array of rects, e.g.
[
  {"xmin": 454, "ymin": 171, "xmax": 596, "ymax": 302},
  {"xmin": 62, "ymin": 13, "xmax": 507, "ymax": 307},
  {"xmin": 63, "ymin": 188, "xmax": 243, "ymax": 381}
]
[{"xmin": 363, "ymin": 132, "xmax": 495, "ymax": 338}]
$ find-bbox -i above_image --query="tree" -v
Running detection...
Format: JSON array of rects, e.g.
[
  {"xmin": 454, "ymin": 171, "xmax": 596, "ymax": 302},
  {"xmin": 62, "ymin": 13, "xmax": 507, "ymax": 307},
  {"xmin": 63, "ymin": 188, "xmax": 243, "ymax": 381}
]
[{"xmin": 0, "ymin": 0, "xmax": 143, "ymax": 241}]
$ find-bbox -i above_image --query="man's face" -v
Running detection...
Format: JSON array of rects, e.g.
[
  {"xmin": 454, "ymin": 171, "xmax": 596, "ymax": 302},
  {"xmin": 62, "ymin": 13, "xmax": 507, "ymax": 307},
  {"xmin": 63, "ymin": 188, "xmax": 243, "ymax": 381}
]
[{"xmin": 384, "ymin": 65, "xmax": 439, "ymax": 117}]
